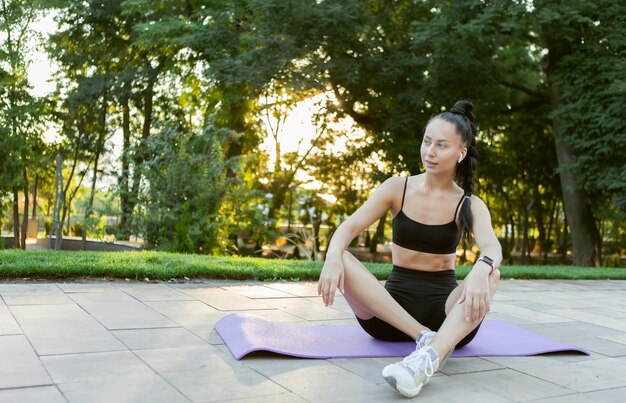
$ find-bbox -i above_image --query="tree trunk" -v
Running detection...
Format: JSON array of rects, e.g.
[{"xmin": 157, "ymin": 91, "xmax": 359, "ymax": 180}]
[
  {"xmin": 118, "ymin": 95, "xmax": 132, "ymax": 239},
  {"xmin": 540, "ymin": 13, "xmax": 602, "ymax": 267},
  {"xmin": 60, "ymin": 147, "xmax": 80, "ymax": 235},
  {"xmin": 50, "ymin": 155, "xmax": 64, "ymax": 250},
  {"xmin": 559, "ymin": 214, "xmax": 568, "ymax": 265},
  {"xmin": 543, "ymin": 199, "xmax": 558, "ymax": 264},
  {"xmin": 547, "ymin": 85, "xmax": 601, "ymax": 266},
  {"xmin": 20, "ymin": 169, "xmax": 29, "ymax": 249},
  {"xmin": 12, "ymin": 187, "xmax": 20, "ymax": 249},
  {"xmin": 521, "ymin": 201, "xmax": 530, "ymax": 265},
  {"xmin": 533, "ymin": 192, "xmax": 545, "ymax": 257},
  {"xmin": 32, "ymin": 174, "xmax": 38, "ymax": 218}
]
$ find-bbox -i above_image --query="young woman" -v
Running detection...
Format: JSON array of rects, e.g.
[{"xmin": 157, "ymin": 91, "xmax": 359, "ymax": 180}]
[{"xmin": 317, "ymin": 100, "xmax": 502, "ymax": 398}]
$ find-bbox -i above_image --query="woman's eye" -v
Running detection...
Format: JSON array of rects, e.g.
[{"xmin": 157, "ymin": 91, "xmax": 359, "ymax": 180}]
[{"xmin": 438, "ymin": 143, "xmax": 446, "ymax": 149}]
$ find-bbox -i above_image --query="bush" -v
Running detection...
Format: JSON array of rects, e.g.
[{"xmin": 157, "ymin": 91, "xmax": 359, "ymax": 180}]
[
  {"xmin": 71, "ymin": 223, "xmax": 84, "ymax": 237},
  {"xmin": 602, "ymin": 253, "xmax": 621, "ymax": 268},
  {"xmin": 0, "ymin": 237, "xmax": 4, "ymax": 250}
]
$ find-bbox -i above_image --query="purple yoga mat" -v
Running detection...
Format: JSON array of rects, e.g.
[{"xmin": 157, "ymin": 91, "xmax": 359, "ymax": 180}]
[{"xmin": 214, "ymin": 313, "xmax": 588, "ymax": 360}]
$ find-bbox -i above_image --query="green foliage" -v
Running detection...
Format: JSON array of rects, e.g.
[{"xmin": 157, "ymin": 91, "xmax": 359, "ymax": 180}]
[
  {"xmin": 140, "ymin": 119, "xmax": 239, "ymax": 254},
  {"xmin": 548, "ymin": 1, "xmax": 626, "ymax": 208},
  {"xmin": 174, "ymin": 203, "xmax": 194, "ymax": 254},
  {"xmin": 602, "ymin": 254, "xmax": 621, "ymax": 268}
]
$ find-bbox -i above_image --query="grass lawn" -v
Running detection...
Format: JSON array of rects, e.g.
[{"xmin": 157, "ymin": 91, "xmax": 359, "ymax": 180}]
[{"xmin": 0, "ymin": 250, "xmax": 624, "ymax": 282}]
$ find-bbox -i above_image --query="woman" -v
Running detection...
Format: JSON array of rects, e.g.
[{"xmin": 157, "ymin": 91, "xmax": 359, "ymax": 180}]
[{"xmin": 317, "ymin": 100, "xmax": 502, "ymax": 398}]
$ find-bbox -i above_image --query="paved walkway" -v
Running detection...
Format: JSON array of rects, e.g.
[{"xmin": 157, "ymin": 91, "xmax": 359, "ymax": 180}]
[{"xmin": 1, "ymin": 279, "xmax": 626, "ymax": 402}]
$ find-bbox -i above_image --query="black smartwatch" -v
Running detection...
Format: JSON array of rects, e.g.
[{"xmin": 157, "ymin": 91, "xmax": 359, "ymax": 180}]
[{"xmin": 477, "ymin": 256, "xmax": 495, "ymax": 274}]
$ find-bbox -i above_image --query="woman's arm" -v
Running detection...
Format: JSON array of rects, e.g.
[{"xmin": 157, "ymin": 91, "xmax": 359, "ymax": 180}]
[
  {"xmin": 458, "ymin": 196, "xmax": 503, "ymax": 322},
  {"xmin": 318, "ymin": 176, "xmax": 401, "ymax": 306}
]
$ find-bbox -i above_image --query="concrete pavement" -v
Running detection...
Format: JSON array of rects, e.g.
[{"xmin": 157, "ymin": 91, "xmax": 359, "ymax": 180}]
[{"xmin": 1, "ymin": 279, "xmax": 626, "ymax": 402}]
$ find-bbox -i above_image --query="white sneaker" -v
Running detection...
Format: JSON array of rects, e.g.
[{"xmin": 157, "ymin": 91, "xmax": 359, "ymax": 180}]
[
  {"xmin": 416, "ymin": 330, "xmax": 453, "ymax": 370},
  {"xmin": 382, "ymin": 345, "xmax": 439, "ymax": 398},
  {"xmin": 416, "ymin": 330, "xmax": 436, "ymax": 349}
]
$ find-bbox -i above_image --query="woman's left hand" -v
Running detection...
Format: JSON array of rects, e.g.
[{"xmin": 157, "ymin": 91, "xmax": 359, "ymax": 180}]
[{"xmin": 457, "ymin": 266, "xmax": 491, "ymax": 323}]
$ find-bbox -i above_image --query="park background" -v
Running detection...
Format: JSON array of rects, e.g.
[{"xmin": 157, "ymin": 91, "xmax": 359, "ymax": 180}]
[{"xmin": 1, "ymin": 0, "xmax": 624, "ymax": 269}]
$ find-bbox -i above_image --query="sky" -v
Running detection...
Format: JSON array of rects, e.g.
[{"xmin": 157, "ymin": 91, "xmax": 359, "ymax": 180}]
[{"xmin": 28, "ymin": 13, "xmax": 57, "ymax": 98}]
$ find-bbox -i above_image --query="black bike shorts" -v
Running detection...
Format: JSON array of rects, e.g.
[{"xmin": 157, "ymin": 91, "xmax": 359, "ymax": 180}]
[{"xmin": 356, "ymin": 265, "xmax": 480, "ymax": 348}]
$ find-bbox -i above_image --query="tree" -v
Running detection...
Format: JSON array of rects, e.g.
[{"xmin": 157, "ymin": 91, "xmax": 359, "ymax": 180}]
[
  {"xmin": 0, "ymin": 0, "xmax": 46, "ymax": 249},
  {"xmin": 533, "ymin": 0, "xmax": 626, "ymax": 266}
]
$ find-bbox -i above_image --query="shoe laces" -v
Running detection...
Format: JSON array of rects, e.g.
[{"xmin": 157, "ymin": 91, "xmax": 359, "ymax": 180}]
[{"xmin": 402, "ymin": 348, "xmax": 435, "ymax": 377}]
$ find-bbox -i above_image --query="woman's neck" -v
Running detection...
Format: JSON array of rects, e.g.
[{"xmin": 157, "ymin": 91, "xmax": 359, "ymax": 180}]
[{"xmin": 421, "ymin": 172, "xmax": 456, "ymax": 194}]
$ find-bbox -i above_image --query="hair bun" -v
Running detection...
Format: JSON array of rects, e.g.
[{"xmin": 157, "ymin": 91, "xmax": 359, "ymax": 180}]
[{"xmin": 449, "ymin": 100, "xmax": 475, "ymax": 123}]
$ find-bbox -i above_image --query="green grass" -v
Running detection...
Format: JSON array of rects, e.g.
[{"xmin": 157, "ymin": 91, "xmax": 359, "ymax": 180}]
[{"xmin": 0, "ymin": 250, "xmax": 624, "ymax": 282}]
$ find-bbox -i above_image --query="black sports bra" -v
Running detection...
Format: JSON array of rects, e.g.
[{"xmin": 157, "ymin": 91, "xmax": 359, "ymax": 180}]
[{"xmin": 392, "ymin": 177, "xmax": 466, "ymax": 254}]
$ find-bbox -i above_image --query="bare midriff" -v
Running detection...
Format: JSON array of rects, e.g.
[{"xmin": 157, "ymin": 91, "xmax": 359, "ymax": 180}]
[{"xmin": 391, "ymin": 243, "xmax": 456, "ymax": 272}]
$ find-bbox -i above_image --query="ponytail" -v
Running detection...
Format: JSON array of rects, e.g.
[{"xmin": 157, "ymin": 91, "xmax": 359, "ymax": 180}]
[{"xmin": 431, "ymin": 100, "xmax": 478, "ymax": 241}]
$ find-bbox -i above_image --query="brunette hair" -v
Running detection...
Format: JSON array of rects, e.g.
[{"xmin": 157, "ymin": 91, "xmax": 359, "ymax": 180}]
[{"xmin": 431, "ymin": 100, "xmax": 478, "ymax": 241}]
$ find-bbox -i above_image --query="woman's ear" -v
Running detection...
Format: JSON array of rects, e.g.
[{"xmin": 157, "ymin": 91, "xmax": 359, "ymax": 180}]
[{"xmin": 458, "ymin": 148, "xmax": 467, "ymax": 163}]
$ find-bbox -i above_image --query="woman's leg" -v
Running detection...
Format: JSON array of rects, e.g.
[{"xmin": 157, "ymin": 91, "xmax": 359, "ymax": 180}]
[
  {"xmin": 339, "ymin": 250, "xmax": 428, "ymax": 340},
  {"xmin": 427, "ymin": 269, "xmax": 501, "ymax": 359}
]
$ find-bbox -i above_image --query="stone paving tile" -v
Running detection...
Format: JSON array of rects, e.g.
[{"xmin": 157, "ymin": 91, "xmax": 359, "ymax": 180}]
[
  {"xmin": 582, "ymin": 387, "xmax": 626, "ymax": 403},
  {"xmin": 490, "ymin": 303, "xmax": 573, "ymax": 324},
  {"xmin": 328, "ymin": 356, "xmax": 410, "ymax": 383},
  {"xmin": 226, "ymin": 309, "xmax": 306, "ymax": 323},
  {"xmin": 0, "ymin": 385, "xmax": 66, "ymax": 403},
  {"xmin": 0, "ymin": 284, "xmax": 73, "ymax": 305},
  {"xmin": 543, "ymin": 309, "xmax": 626, "ymax": 332},
  {"xmin": 485, "ymin": 355, "xmax": 626, "ymax": 393},
  {"xmin": 41, "ymin": 350, "xmax": 188, "ymax": 402},
  {"xmin": 256, "ymin": 297, "xmax": 354, "ymax": 321},
  {"xmin": 57, "ymin": 283, "xmax": 116, "ymax": 293},
  {"xmin": 408, "ymin": 373, "xmax": 513, "ymax": 403},
  {"xmin": 566, "ymin": 335, "xmax": 626, "ymax": 357},
  {"xmin": 59, "ymin": 376, "xmax": 189, "ymax": 403},
  {"xmin": 217, "ymin": 393, "xmax": 308, "ymax": 403},
  {"xmin": 181, "ymin": 287, "xmax": 271, "ymax": 311},
  {"xmin": 264, "ymin": 282, "xmax": 320, "ymax": 297},
  {"xmin": 117, "ymin": 284, "xmax": 195, "ymax": 302},
  {"xmin": 70, "ymin": 290, "xmax": 178, "ymax": 330},
  {"xmin": 145, "ymin": 300, "xmax": 222, "ymax": 328},
  {"xmin": 439, "ymin": 357, "xmax": 505, "ymax": 375},
  {"xmin": 305, "ymin": 295, "xmax": 353, "ymax": 314},
  {"xmin": 451, "ymin": 368, "xmax": 574, "ymax": 401},
  {"xmin": 0, "ymin": 301, "xmax": 21, "ymax": 335},
  {"xmin": 242, "ymin": 356, "xmax": 397, "ymax": 402},
  {"xmin": 135, "ymin": 345, "xmax": 287, "ymax": 402},
  {"xmin": 9, "ymin": 304, "xmax": 125, "ymax": 355},
  {"xmin": 601, "ymin": 333, "xmax": 626, "ymax": 345},
  {"xmin": 223, "ymin": 285, "xmax": 295, "ymax": 299},
  {"xmin": 530, "ymin": 391, "xmax": 614, "ymax": 403},
  {"xmin": 0, "ymin": 335, "xmax": 52, "ymax": 389},
  {"xmin": 112, "ymin": 327, "xmax": 208, "ymax": 350}
]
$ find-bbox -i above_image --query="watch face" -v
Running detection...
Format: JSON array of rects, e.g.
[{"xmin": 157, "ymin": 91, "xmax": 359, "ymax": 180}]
[{"xmin": 482, "ymin": 256, "xmax": 494, "ymax": 265}]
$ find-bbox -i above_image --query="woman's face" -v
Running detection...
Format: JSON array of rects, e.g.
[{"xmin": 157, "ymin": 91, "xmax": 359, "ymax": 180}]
[{"xmin": 420, "ymin": 118, "xmax": 467, "ymax": 175}]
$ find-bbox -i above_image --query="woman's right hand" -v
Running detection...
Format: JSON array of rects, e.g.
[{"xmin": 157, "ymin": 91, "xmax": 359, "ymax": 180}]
[{"xmin": 317, "ymin": 257, "xmax": 345, "ymax": 307}]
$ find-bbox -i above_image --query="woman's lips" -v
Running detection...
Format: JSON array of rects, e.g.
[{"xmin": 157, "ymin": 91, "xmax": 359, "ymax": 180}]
[{"xmin": 424, "ymin": 160, "xmax": 438, "ymax": 168}]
